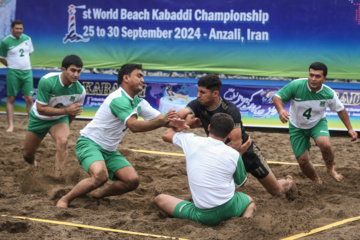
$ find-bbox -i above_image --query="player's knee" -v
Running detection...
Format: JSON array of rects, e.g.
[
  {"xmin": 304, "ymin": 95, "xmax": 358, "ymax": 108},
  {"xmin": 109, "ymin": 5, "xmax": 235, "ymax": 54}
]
[
  {"xmin": 91, "ymin": 170, "xmax": 109, "ymax": 187},
  {"xmin": 320, "ymin": 144, "xmax": 332, "ymax": 153},
  {"xmin": 7, "ymin": 96, "xmax": 15, "ymax": 104},
  {"xmin": 93, "ymin": 176, "xmax": 108, "ymax": 188},
  {"xmin": 154, "ymin": 194, "xmax": 166, "ymax": 206},
  {"xmin": 125, "ymin": 176, "xmax": 140, "ymax": 191},
  {"xmin": 247, "ymin": 201, "xmax": 256, "ymax": 217},
  {"xmin": 56, "ymin": 137, "xmax": 68, "ymax": 150},
  {"xmin": 153, "ymin": 195, "xmax": 161, "ymax": 206},
  {"xmin": 24, "ymin": 96, "xmax": 33, "ymax": 104},
  {"xmin": 297, "ymin": 155, "xmax": 310, "ymax": 166}
]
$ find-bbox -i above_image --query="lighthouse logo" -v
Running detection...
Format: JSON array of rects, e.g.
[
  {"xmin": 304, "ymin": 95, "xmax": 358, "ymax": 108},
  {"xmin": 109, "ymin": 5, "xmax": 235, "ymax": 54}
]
[{"xmin": 63, "ymin": 4, "xmax": 89, "ymax": 43}]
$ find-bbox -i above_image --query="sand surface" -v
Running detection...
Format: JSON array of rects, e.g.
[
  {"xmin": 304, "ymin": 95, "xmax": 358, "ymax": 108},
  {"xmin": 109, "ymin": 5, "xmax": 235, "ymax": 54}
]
[{"xmin": 0, "ymin": 114, "xmax": 359, "ymax": 240}]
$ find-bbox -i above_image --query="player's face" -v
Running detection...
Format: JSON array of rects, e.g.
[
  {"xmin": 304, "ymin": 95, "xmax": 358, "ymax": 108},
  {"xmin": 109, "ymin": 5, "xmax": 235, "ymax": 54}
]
[
  {"xmin": 127, "ymin": 68, "xmax": 144, "ymax": 94},
  {"xmin": 197, "ymin": 86, "xmax": 216, "ymax": 108},
  {"xmin": 11, "ymin": 24, "xmax": 24, "ymax": 39},
  {"xmin": 308, "ymin": 68, "xmax": 326, "ymax": 92},
  {"xmin": 62, "ymin": 64, "xmax": 82, "ymax": 86}
]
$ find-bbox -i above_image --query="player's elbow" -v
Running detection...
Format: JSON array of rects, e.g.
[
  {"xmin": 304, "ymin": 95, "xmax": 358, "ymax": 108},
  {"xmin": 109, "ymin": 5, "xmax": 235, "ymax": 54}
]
[
  {"xmin": 37, "ymin": 107, "xmax": 47, "ymax": 116},
  {"xmin": 128, "ymin": 125, "xmax": 144, "ymax": 133},
  {"xmin": 162, "ymin": 132, "xmax": 173, "ymax": 143}
]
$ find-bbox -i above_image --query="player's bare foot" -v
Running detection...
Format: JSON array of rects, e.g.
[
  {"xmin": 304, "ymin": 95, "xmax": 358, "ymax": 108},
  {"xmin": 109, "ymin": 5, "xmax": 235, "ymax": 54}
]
[
  {"xmin": 313, "ymin": 177, "xmax": 322, "ymax": 184},
  {"xmin": 285, "ymin": 175, "xmax": 298, "ymax": 200},
  {"xmin": 327, "ymin": 168, "xmax": 343, "ymax": 182},
  {"xmin": 56, "ymin": 198, "xmax": 69, "ymax": 208},
  {"xmin": 5, "ymin": 126, "xmax": 13, "ymax": 132}
]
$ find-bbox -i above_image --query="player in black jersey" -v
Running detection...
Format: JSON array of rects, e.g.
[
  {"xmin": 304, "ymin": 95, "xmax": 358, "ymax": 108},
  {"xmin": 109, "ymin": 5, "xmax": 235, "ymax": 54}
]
[{"xmin": 178, "ymin": 74, "xmax": 298, "ymax": 198}]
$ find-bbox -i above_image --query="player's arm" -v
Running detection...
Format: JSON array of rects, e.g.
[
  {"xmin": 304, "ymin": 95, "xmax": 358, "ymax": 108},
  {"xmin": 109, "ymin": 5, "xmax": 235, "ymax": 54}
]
[
  {"xmin": 177, "ymin": 108, "xmax": 202, "ymax": 128},
  {"xmin": 162, "ymin": 120, "xmax": 189, "ymax": 144},
  {"xmin": 337, "ymin": 108, "xmax": 358, "ymax": 141},
  {"xmin": 126, "ymin": 109, "xmax": 177, "ymax": 133},
  {"xmin": 68, "ymin": 115, "xmax": 76, "ymax": 124},
  {"xmin": 273, "ymin": 95, "xmax": 290, "ymax": 123},
  {"xmin": 162, "ymin": 128, "xmax": 178, "ymax": 144},
  {"xmin": 0, "ymin": 58, "xmax": 7, "ymax": 66},
  {"xmin": 36, "ymin": 102, "xmax": 83, "ymax": 117},
  {"xmin": 227, "ymin": 127, "xmax": 252, "ymax": 156}
]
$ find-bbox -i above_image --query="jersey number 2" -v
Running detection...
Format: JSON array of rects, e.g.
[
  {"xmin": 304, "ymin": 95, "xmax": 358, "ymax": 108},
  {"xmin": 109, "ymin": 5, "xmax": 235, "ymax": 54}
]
[
  {"xmin": 19, "ymin": 49, "xmax": 24, "ymax": 57},
  {"xmin": 303, "ymin": 108, "xmax": 312, "ymax": 119}
]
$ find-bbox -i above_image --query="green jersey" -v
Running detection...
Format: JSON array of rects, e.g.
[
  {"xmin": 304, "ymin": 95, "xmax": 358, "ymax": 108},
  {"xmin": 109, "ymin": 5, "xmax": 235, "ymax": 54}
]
[
  {"xmin": 32, "ymin": 72, "xmax": 86, "ymax": 120},
  {"xmin": 80, "ymin": 87, "xmax": 160, "ymax": 151},
  {"xmin": 276, "ymin": 78, "xmax": 344, "ymax": 129},
  {"xmin": 0, "ymin": 33, "xmax": 34, "ymax": 70}
]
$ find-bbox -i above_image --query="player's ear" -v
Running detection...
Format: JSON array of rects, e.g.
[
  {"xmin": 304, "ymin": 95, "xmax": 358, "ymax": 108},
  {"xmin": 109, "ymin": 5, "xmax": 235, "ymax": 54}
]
[
  {"xmin": 208, "ymin": 124, "xmax": 211, "ymax": 132},
  {"xmin": 123, "ymin": 74, "xmax": 130, "ymax": 83},
  {"xmin": 212, "ymin": 90, "xmax": 220, "ymax": 97}
]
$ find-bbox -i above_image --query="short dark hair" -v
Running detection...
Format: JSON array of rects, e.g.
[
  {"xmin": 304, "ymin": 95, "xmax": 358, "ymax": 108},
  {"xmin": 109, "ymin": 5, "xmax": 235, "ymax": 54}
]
[
  {"xmin": 118, "ymin": 64, "xmax": 142, "ymax": 85},
  {"xmin": 209, "ymin": 113, "xmax": 234, "ymax": 138},
  {"xmin": 197, "ymin": 74, "xmax": 222, "ymax": 92},
  {"xmin": 11, "ymin": 19, "xmax": 23, "ymax": 28},
  {"xmin": 309, "ymin": 62, "xmax": 327, "ymax": 77},
  {"xmin": 62, "ymin": 55, "xmax": 83, "ymax": 69}
]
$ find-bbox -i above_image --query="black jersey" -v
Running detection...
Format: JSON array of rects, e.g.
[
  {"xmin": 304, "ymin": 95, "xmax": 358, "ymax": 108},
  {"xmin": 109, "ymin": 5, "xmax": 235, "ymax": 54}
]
[
  {"xmin": 187, "ymin": 97, "xmax": 271, "ymax": 178},
  {"xmin": 186, "ymin": 97, "xmax": 251, "ymax": 151}
]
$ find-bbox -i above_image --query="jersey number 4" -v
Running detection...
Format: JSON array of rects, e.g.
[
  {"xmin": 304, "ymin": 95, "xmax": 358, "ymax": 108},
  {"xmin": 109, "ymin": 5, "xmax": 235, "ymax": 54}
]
[{"xmin": 303, "ymin": 108, "xmax": 312, "ymax": 119}]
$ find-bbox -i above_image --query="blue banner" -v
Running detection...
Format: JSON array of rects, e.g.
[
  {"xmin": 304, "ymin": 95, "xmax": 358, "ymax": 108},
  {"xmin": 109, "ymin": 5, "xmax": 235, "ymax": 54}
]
[
  {"xmin": 1, "ymin": 0, "xmax": 359, "ymax": 79},
  {"xmin": 1, "ymin": 69, "xmax": 360, "ymax": 130}
]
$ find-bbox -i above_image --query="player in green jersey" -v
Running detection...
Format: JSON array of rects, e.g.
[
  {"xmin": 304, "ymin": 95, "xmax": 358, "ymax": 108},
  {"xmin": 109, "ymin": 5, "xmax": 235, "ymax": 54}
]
[
  {"xmin": 23, "ymin": 55, "xmax": 86, "ymax": 178},
  {"xmin": 274, "ymin": 62, "xmax": 357, "ymax": 184},
  {"xmin": 56, "ymin": 63, "xmax": 185, "ymax": 208},
  {"xmin": 0, "ymin": 20, "xmax": 34, "ymax": 132}
]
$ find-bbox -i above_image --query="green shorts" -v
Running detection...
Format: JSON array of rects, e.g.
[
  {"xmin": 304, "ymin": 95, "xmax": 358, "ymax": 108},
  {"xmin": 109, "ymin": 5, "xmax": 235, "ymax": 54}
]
[
  {"xmin": 75, "ymin": 136, "xmax": 132, "ymax": 181},
  {"xmin": 26, "ymin": 110, "xmax": 69, "ymax": 139},
  {"xmin": 6, "ymin": 68, "xmax": 33, "ymax": 96},
  {"xmin": 174, "ymin": 192, "xmax": 250, "ymax": 226},
  {"xmin": 289, "ymin": 118, "xmax": 330, "ymax": 158}
]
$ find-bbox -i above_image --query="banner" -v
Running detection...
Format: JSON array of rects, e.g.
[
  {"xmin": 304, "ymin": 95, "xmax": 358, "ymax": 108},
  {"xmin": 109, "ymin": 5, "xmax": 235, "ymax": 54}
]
[
  {"xmin": 2, "ymin": 0, "xmax": 359, "ymax": 79},
  {"xmin": 1, "ymin": 69, "xmax": 360, "ymax": 131}
]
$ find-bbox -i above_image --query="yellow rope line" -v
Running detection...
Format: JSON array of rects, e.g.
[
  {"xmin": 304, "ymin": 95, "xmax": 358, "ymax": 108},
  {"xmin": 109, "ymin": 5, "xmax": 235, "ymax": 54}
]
[
  {"xmin": 1, "ymin": 215, "xmax": 189, "ymax": 240},
  {"xmin": 281, "ymin": 216, "xmax": 360, "ymax": 240}
]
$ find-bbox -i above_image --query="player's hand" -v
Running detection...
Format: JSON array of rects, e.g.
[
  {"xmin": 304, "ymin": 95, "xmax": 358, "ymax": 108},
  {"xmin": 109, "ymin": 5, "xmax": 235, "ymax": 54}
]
[
  {"xmin": 348, "ymin": 129, "xmax": 358, "ymax": 142},
  {"xmin": 185, "ymin": 114, "xmax": 202, "ymax": 128},
  {"xmin": 278, "ymin": 109, "xmax": 290, "ymax": 124},
  {"xmin": 170, "ymin": 118, "xmax": 190, "ymax": 131},
  {"xmin": 65, "ymin": 103, "xmax": 83, "ymax": 116},
  {"xmin": 163, "ymin": 109, "xmax": 177, "ymax": 123},
  {"xmin": 240, "ymin": 136, "xmax": 252, "ymax": 156}
]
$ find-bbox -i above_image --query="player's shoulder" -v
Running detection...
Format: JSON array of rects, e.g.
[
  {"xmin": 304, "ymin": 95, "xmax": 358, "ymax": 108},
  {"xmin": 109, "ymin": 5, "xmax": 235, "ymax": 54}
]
[
  {"xmin": 288, "ymin": 78, "xmax": 307, "ymax": 86},
  {"xmin": 220, "ymin": 98, "xmax": 238, "ymax": 112},
  {"xmin": 188, "ymin": 98, "xmax": 200, "ymax": 106},
  {"xmin": 41, "ymin": 72, "xmax": 61, "ymax": 80},
  {"xmin": 0, "ymin": 35, "xmax": 13, "ymax": 44},
  {"xmin": 187, "ymin": 98, "xmax": 201, "ymax": 111},
  {"xmin": 74, "ymin": 80, "xmax": 85, "ymax": 88},
  {"xmin": 73, "ymin": 80, "xmax": 86, "ymax": 93},
  {"xmin": 321, "ymin": 84, "xmax": 336, "ymax": 98},
  {"xmin": 223, "ymin": 143, "xmax": 240, "ymax": 157},
  {"xmin": 20, "ymin": 34, "xmax": 31, "ymax": 40},
  {"xmin": 108, "ymin": 87, "xmax": 134, "ymax": 105}
]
